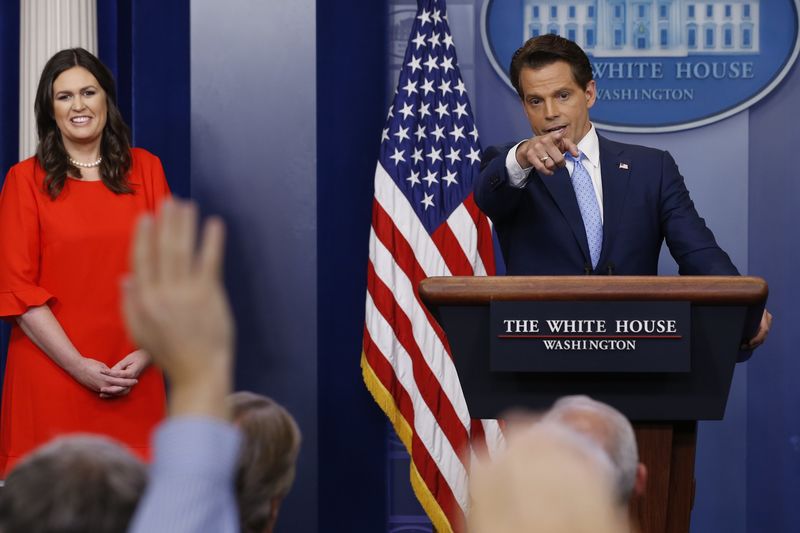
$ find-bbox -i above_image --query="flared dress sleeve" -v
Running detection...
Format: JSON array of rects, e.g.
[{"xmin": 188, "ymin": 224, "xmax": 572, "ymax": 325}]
[
  {"xmin": 133, "ymin": 148, "xmax": 172, "ymax": 211},
  {"xmin": 0, "ymin": 163, "xmax": 55, "ymax": 319}
]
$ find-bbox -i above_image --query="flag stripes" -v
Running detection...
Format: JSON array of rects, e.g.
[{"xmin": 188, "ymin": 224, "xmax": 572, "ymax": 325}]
[{"xmin": 362, "ymin": 1, "xmax": 502, "ymax": 530}]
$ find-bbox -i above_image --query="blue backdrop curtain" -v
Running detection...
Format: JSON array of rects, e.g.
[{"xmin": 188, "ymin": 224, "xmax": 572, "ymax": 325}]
[
  {"xmin": 316, "ymin": 0, "xmax": 389, "ymax": 529},
  {"xmin": 0, "ymin": 0, "xmax": 20, "ymax": 395},
  {"xmin": 98, "ymin": 0, "xmax": 190, "ymax": 197}
]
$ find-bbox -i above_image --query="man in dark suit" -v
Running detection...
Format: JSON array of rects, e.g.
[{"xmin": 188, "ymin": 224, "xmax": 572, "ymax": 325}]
[{"xmin": 474, "ymin": 34, "xmax": 771, "ymax": 347}]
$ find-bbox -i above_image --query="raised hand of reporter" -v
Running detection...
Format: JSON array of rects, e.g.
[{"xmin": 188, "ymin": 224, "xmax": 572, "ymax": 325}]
[{"xmin": 122, "ymin": 199, "xmax": 233, "ymax": 420}]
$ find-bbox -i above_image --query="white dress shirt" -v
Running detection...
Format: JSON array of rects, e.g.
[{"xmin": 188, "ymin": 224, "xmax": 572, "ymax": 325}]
[{"xmin": 504, "ymin": 124, "xmax": 604, "ymax": 221}]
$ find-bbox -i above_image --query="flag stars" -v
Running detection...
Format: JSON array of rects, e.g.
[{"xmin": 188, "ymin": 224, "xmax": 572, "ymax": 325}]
[
  {"xmin": 449, "ymin": 125, "xmax": 465, "ymax": 142},
  {"xmin": 419, "ymin": 102, "xmax": 431, "ymax": 119},
  {"xmin": 440, "ymin": 56, "xmax": 454, "ymax": 74},
  {"xmin": 394, "ymin": 126, "xmax": 410, "ymax": 143},
  {"xmin": 423, "ymin": 56, "xmax": 439, "ymax": 72},
  {"xmin": 443, "ymin": 33, "xmax": 454, "ymax": 50},
  {"xmin": 401, "ymin": 79, "xmax": 418, "ymax": 96},
  {"xmin": 379, "ymin": 5, "xmax": 488, "ymax": 226},
  {"xmin": 390, "ymin": 148, "xmax": 405, "ymax": 165},
  {"xmin": 398, "ymin": 102, "xmax": 415, "ymax": 120},
  {"xmin": 426, "ymin": 147, "xmax": 443, "ymax": 164},
  {"xmin": 407, "ymin": 55, "xmax": 422, "ymax": 74},
  {"xmin": 417, "ymin": 9, "xmax": 431, "ymax": 26},
  {"xmin": 469, "ymin": 125, "xmax": 479, "ymax": 142},
  {"xmin": 445, "ymin": 148, "xmax": 461, "ymax": 165},
  {"xmin": 422, "ymin": 170, "xmax": 439, "ymax": 186}
]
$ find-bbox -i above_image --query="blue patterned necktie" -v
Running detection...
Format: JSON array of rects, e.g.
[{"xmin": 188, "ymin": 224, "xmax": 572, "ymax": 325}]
[{"xmin": 567, "ymin": 152, "xmax": 602, "ymax": 269}]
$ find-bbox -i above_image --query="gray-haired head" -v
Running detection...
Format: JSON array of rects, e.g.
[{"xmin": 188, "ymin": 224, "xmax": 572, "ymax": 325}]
[
  {"xmin": 0, "ymin": 434, "xmax": 147, "ymax": 533},
  {"xmin": 468, "ymin": 419, "xmax": 628, "ymax": 533},
  {"xmin": 545, "ymin": 395, "xmax": 639, "ymax": 504}
]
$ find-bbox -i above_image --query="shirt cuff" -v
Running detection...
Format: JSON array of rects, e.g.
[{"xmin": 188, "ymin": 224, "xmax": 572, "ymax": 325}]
[{"xmin": 505, "ymin": 140, "xmax": 533, "ymax": 188}]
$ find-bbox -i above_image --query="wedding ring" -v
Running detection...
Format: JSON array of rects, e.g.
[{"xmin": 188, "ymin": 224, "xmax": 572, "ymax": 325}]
[{"xmin": 539, "ymin": 155, "xmax": 551, "ymax": 162}]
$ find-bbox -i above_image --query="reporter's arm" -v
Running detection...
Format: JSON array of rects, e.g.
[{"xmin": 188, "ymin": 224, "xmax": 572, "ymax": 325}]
[
  {"xmin": 128, "ymin": 417, "xmax": 241, "ymax": 533},
  {"xmin": 124, "ymin": 201, "xmax": 240, "ymax": 533}
]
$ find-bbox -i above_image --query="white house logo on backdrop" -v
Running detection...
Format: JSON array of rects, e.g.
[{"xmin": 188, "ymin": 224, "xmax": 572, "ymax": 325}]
[{"xmin": 481, "ymin": 0, "xmax": 800, "ymax": 132}]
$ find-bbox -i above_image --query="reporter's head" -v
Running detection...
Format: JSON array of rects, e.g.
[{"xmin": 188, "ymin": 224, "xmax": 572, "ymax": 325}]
[
  {"xmin": 545, "ymin": 395, "xmax": 645, "ymax": 505},
  {"xmin": 0, "ymin": 435, "xmax": 146, "ymax": 533},
  {"xmin": 468, "ymin": 421, "xmax": 628, "ymax": 533},
  {"xmin": 229, "ymin": 391, "xmax": 302, "ymax": 533}
]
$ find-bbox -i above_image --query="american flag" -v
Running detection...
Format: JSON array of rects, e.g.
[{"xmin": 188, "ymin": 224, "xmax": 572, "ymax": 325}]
[{"xmin": 360, "ymin": 1, "xmax": 502, "ymax": 530}]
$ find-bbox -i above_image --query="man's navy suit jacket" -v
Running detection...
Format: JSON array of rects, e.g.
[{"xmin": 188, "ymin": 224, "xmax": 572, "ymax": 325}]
[{"xmin": 474, "ymin": 135, "xmax": 739, "ymax": 276}]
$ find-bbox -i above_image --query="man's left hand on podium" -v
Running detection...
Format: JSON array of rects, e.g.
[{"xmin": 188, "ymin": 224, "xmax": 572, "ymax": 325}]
[{"xmin": 743, "ymin": 309, "xmax": 772, "ymax": 350}]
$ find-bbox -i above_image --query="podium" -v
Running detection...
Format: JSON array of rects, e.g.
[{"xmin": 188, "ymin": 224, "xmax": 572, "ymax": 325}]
[{"xmin": 418, "ymin": 276, "xmax": 767, "ymax": 533}]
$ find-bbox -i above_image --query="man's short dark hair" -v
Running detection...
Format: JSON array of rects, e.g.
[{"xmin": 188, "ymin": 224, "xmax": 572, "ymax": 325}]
[
  {"xmin": 0, "ymin": 435, "xmax": 146, "ymax": 533},
  {"xmin": 509, "ymin": 34, "xmax": 594, "ymax": 98}
]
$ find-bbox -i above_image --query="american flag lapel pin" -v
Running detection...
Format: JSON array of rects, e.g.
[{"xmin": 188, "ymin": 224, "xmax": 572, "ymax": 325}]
[{"xmin": 619, "ymin": 162, "xmax": 629, "ymax": 170}]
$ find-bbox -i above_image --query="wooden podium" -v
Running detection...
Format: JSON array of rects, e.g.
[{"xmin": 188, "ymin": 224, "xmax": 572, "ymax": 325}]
[{"xmin": 418, "ymin": 276, "xmax": 767, "ymax": 533}]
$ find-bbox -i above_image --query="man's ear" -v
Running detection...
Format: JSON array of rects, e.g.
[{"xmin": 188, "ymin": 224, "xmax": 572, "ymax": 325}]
[
  {"xmin": 634, "ymin": 462, "xmax": 648, "ymax": 496},
  {"xmin": 263, "ymin": 496, "xmax": 284, "ymax": 533},
  {"xmin": 585, "ymin": 79, "xmax": 597, "ymax": 109}
]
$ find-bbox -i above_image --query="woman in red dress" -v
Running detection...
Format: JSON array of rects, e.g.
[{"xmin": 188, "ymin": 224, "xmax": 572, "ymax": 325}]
[{"xmin": 0, "ymin": 48, "xmax": 168, "ymax": 474}]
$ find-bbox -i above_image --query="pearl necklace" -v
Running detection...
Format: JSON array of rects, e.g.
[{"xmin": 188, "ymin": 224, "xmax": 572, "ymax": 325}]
[{"xmin": 68, "ymin": 155, "xmax": 103, "ymax": 168}]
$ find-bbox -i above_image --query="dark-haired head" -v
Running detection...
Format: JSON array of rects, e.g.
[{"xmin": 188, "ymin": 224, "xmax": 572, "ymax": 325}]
[
  {"xmin": 509, "ymin": 34, "xmax": 594, "ymax": 99},
  {"xmin": 34, "ymin": 48, "xmax": 132, "ymax": 199}
]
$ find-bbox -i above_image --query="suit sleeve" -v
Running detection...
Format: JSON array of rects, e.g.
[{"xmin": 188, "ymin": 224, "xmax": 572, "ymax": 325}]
[
  {"xmin": 659, "ymin": 151, "xmax": 739, "ymax": 275},
  {"xmin": 0, "ymin": 165, "xmax": 55, "ymax": 319},
  {"xmin": 474, "ymin": 144, "xmax": 528, "ymax": 222}
]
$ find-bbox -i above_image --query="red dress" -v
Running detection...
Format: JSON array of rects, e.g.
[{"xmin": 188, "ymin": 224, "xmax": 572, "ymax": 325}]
[{"xmin": 0, "ymin": 148, "xmax": 168, "ymax": 475}]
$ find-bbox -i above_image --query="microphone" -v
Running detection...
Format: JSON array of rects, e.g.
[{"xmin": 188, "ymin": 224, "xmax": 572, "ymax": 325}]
[
  {"xmin": 584, "ymin": 262, "xmax": 593, "ymax": 275},
  {"xmin": 606, "ymin": 262, "xmax": 615, "ymax": 275}
]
